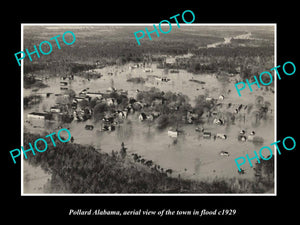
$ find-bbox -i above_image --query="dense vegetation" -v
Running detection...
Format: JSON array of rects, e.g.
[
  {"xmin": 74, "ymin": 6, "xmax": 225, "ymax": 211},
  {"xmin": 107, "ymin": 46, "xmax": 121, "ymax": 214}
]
[
  {"xmin": 24, "ymin": 95, "xmax": 43, "ymax": 109},
  {"xmin": 24, "ymin": 75, "xmax": 48, "ymax": 89},
  {"xmin": 165, "ymin": 46, "xmax": 274, "ymax": 78},
  {"xmin": 23, "ymin": 26, "xmax": 274, "ymax": 80},
  {"xmin": 24, "ymin": 133, "xmax": 274, "ymax": 193}
]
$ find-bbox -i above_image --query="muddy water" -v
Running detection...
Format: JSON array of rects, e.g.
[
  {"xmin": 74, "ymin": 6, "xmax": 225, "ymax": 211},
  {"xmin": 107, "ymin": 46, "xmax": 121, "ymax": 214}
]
[
  {"xmin": 23, "ymin": 63, "xmax": 275, "ymax": 181},
  {"xmin": 23, "ymin": 160, "xmax": 51, "ymax": 193}
]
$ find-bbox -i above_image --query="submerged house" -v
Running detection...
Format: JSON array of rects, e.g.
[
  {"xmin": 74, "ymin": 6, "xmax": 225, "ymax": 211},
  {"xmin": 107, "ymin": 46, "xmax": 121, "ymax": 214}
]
[
  {"xmin": 103, "ymin": 125, "xmax": 115, "ymax": 131},
  {"xmin": 27, "ymin": 112, "xmax": 50, "ymax": 120},
  {"xmin": 168, "ymin": 129, "xmax": 178, "ymax": 138},
  {"xmin": 106, "ymin": 87, "xmax": 116, "ymax": 93},
  {"xmin": 79, "ymin": 89, "xmax": 88, "ymax": 97},
  {"xmin": 213, "ymin": 118, "xmax": 224, "ymax": 125},
  {"xmin": 165, "ymin": 57, "xmax": 176, "ymax": 66},
  {"xmin": 27, "ymin": 112, "xmax": 52, "ymax": 127},
  {"xmin": 144, "ymin": 68, "xmax": 152, "ymax": 72},
  {"xmin": 117, "ymin": 111, "xmax": 128, "ymax": 119},
  {"xmin": 50, "ymin": 107, "xmax": 61, "ymax": 113},
  {"xmin": 146, "ymin": 114, "xmax": 155, "ymax": 121},
  {"xmin": 106, "ymin": 98, "xmax": 116, "ymax": 106},
  {"xmin": 60, "ymin": 81, "xmax": 68, "ymax": 86},
  {"xmin": 238, "ymin": 135, "xmax": 247, "ymax": 142},
  {"xmin": 133, "ymin": 101, "xmax": 144, "ymax": 110},
  {"xmin": 151, "ymin": 98, "xmax": 164, "ymax": 107},
  {"xmin": 103, "ymin": 114, "xmax": 114, "ymax": 124},
  {"xmin": 74, "ymin": 97, "xmax": 85, "ymax": 102},
  {"xmin": 161, "ymin": 77, "xmax": 170, "ymax": 82},
  {"xmin": 85, "ymin": 125, "xmax": 94, "ymax": 130},
  {"xmin": 187, "ymin": 111, "xmax": 198, "ymax": 124},
  {"xmin": 86, "ymin": 92, "xmax": 103, "ymax": 99},
  {"xmin": 138, "ymin": 113, "xmax": 147, "ymax": 121},
  {"xmin": 216, "ymin": 133, "xmax": 227, "ymax": 140},
  {"xmin": 203, "ymin": 132, "xmax": 211, "ymax": 139}
]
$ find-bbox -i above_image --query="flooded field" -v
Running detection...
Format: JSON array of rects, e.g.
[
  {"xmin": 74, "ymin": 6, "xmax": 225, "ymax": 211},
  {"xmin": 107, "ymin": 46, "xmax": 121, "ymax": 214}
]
[
  {"xmin": 23, "ymin": 62, "xmax": 275, "ymax": 182},
  {"xmin": 23, "ymin": 160, "xmax": 51, "ymax": 193}
]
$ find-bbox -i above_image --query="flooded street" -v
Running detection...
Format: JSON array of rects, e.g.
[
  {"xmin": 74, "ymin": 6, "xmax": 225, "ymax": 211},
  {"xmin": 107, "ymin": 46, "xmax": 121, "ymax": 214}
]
[{"xmin": 23, "ymin": 62, "xmax": 274, "ymax": 181}]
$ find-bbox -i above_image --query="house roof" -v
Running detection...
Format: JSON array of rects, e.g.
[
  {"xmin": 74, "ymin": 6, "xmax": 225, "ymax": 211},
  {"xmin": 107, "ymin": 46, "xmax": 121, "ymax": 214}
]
[
  {"xmin": 87, "ymin": 92, "xmax": 103, "ymax": 95},
  {"xmin": 28, "ymin": 112, "xmax": 49, "ymax": 116}
]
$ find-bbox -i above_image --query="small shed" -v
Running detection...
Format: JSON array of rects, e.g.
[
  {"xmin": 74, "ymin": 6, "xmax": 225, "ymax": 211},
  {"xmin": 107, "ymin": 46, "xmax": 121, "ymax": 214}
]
[
  {"xmin": 220, "ymin": 151, "xmax": 230, "ymax": 156},
  {"xmin": 168, "ymin": 130, "xmax": 178, "ymax": 138},
  {"xmin": 217, "ymin": 133, "xmax": 227, "ymax": 140},
  {"xmin": 203, "ymin": 132, "xmax": 211, "ymax": 139},
  {"xmin": 85, "ymin": 125, "xmax": 94, "ymax": 130}
]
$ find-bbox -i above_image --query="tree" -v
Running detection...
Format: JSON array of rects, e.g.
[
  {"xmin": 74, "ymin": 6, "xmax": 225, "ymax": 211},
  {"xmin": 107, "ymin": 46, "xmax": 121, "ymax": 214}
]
[
  {"xmin": 251, "ymin": 110, "xmax": 261, "ymax": 127},
  {"xmin": 247, "ymin": 104, "xmax": 253, "ymax": 114},
  {"xmin": 163, "ymin": 68, "xmax": 169, "ymax": 75},
  {"xmin": 258, "ymin": 106, "xmax": 268, "ymax": 120},
  {"xmin": 192, "ymin": 62, "xmax": 201, "ymax": 73},
  {"xmin": 120, "ymin": 142, "xmax": 127, "ymax": 159},
  {"xmin": 194, "ymin": 95, "xmax": 211, "ymax": 115},
  {"xmin": 254, "ymin": 156, "xmax": 274, "ymax": 185},
  {"xmin": 255, "ymin": 96, "xmax": 264, "ymax": 107},
  {"xmin": 78, "ymin": 99, "xmax": 89, "ymax": 109},
  {"xmin": 264, "ymin": 101, "xmax": 271, "ymax": 110},
  {"xmin": 89, "ymin": 98, "xmax": 98, "ymax": 109},
  {"xmin": 64, "ymin": 89, "xmax": 76, "ymax": 98},
  {"xmin": 240, "ymin": 65, "xmax": 253, "ymax": 80},
  {"xmin": 56, "ymin": 96, "xmax": 71, "ymax": 105},
  {"xmin": 93, "ymin": 103, "xmax": 107, "ymax": 122},
  {"xmin": 156, "ymin": 115, "xmax": 169, "ymax": 129},
  {"xmin": 116, "ymin": 57, "xmax": 126, "ymax": 65}
]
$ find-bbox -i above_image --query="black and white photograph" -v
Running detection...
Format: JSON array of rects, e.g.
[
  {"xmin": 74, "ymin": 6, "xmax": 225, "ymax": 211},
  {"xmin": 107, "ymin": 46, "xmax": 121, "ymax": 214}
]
[
  {"xmin": 21, "ymin": 24, "xmax": 275, "ymax": 195},
  {"xmin": 4, "ymin": 4, "xmax": 298, "ymax": 224}
]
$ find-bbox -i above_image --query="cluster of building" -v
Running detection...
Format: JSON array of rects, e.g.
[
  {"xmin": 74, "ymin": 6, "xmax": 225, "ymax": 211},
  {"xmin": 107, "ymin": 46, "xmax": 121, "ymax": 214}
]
[
  {"xmin": 60, "ymin": 75, "xmax": 74, "ymax": 91},
  {"xmin": 166, "ymin": 93, "xmax": 263, "ymax": 144},
  {"xmin": 26, "ymin": 74, "xmax": 269, "ymax": 155}
]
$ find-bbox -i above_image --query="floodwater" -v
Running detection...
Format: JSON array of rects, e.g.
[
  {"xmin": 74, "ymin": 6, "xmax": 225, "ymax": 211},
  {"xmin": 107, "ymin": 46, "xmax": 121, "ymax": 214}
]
[
  {"xmin": 23, "ymin": 62, "xmax": 275, "ymax": 183},
  {"xmin": 23, "ymin": 160, "xmax": 51, "ymax": 193}
]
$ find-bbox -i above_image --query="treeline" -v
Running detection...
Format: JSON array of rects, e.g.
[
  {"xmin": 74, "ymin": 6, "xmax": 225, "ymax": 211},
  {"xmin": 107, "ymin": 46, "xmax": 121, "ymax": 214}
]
[
  {"xmin": 69, "ymin": 63, "xmax": 97, "ymax": 74},
  {"xmin": 24, "ymin": 75, "xmax": 48, "ymax": 89},
  {"xmin": 24, "ymin": 132, "xmax": 274, "ymax": 193},
  {"xmin": 192, "ymin": 46, "xmax": 274, "ymax": 57},
  {"xmin": 168, "ymin": 46, "xmax": 274, "ymax": 77},
  {"xmin": 24, "ymin": 63, "xmax": 45, "ymax": 74},
  {"xmin": 22, "ymin": 34, "xmax": 200, "ymax": 76},
  {"xmin": 22, "ymin": 39, "xmax": 194, "ymax": 69}
]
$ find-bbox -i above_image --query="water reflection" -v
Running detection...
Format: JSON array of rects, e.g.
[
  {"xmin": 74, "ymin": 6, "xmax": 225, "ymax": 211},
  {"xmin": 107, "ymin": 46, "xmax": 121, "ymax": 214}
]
[{"xmin": 116, "ymin": 120, "xmax": 133, "ymax": 141}]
